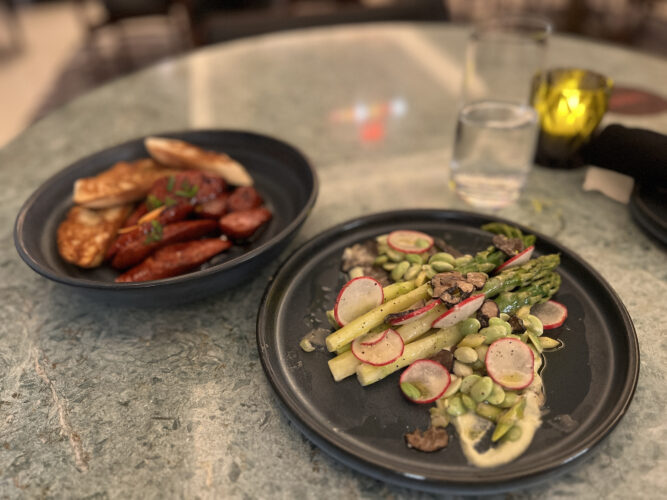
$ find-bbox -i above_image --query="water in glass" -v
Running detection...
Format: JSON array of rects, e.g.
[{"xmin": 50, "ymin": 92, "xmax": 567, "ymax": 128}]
[{"xmin": 450, "ymin": 100, "xmax": 538, "ymax": 209}]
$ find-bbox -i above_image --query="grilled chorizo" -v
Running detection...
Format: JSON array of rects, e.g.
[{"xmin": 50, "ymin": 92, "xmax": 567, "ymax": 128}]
[
  {"xmin": 111, "ymin": 219, "xmax": 217, "ymax": 269},
  {"xmin": 227, "ymin": 186, "xmax": 263, "ymax": 212},
  {"xmin": 219, "ymin": 207, "xmax": 272, "ymax": 240},
  {"xmin": 115, "ymin": 238, "xmax": 232, "ymax": 282}
]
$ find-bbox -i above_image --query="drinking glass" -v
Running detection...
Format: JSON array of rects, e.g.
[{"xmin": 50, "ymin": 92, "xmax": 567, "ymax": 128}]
[{"xmin": 450, "ymin": 16, "xmax": 552, "ymax": 209}]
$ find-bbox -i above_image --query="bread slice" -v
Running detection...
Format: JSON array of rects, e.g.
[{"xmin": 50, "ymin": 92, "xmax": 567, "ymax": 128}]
[
  {"xmin": 144, "ymin": 137, "xmax": 253, "ymax": 186},
  {"xmin": 57, "ymin": 204, "xmax": 132, "ymax": 268},
  {"xmin": 73, "ymin": 158, "xmax": 174, "ymax": 208}
]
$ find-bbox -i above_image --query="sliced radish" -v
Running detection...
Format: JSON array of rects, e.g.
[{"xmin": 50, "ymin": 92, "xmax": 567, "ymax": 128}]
[
  {"xmin": 387, "ymin": 300, "xmax": 440, "ymax": 326},
  {"xmin": 485, "ymin": 338, "xmax": 534, "ymax": 390},
  {"xmin": 531, "ymin": 300, "xmax": 568, "ymax": 329},
  {"xmin": 360, "ymin": 329, "xmax": 387, "ymax": 346},
  {"xmin": 386, "ymin": 230, "xmax": 434, "ymax": 254},
  {"xmin": 351, "ymin": 329, "xmax": 404, "ymax": 366},
  {"xmin": 431, "ymin": 294, "xmax": 485, "ymax": 329},
  {"xmin": 399, "ymin": 359, "xmax": 451, "ymax": 404},
  {"xmin": 495, "ymin": 246, "xmax": 535, "ymax": 273},
  {"xmin": 334, "ymin": 277, "xmax": 384, "ymax": 326}
]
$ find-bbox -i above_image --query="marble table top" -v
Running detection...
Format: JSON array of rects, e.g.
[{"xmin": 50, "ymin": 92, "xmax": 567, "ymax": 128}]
[{"xmin": 1, "ymin": 22, "xmax": 666, "ymax": 499}]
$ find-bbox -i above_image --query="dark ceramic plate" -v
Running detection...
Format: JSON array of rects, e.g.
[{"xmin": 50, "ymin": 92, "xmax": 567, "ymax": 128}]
[
  {"xmin": 629, "ymin": 183, "xmax": 667, "ymax": 246},
  {"xmin": 256, "ymin": 210, "xmax": 639, "ymax": 495},
  {"xmin": 14, "ymin": 130, "xmax": 318, "ymax": 306}
]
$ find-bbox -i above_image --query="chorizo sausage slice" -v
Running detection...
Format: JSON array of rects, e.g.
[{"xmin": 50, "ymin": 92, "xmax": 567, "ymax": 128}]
[
  {"xmin": 195, "ymin": 192, "xmax": 229, "ymax": 219},
  {"xmin": 115, "ymin": 238, "xmax": 232, "ymax": 282},
  {"xmin": 218, "ymin": 207, "xmax": 272, "ymax": 240},
  {"xmin": 227, "ymin": 186, "xmax": 263, "ymax": 212},
  {"xmin": 111, "ymin": 219, "xmax": 218, "ymax": 269}
]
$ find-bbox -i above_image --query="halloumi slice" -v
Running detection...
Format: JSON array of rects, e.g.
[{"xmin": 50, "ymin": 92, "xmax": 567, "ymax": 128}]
[
  {"xmin": 57, "ymin": 204, "xmax": 132, "ymax": 268},
  {"xmin": 144, "ymin": 137, "xmax": 253, "ymax": 186},
  {"xmin": 73, "ymin": 158, "xmax": 175, "ymax": 208}
]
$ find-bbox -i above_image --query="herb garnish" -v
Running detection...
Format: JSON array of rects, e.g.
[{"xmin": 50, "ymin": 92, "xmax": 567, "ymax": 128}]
[
  {"xmin": 146, "ymin": 194, "xmax": 164, "ymax": 210},
  {"xmin": 166, "ymin": 176, "xmax": 175, "ymax": 192},
  {"xmin": 164, "ymin": 196, "xmax": 178, "ymax": 207},
  {"xmin": 144, "ymin": 220, "xmax": 163, "ymax": 244},
  {"xmin": 175, "ymin": 179, "xmax": 199, "ymax": 199}
]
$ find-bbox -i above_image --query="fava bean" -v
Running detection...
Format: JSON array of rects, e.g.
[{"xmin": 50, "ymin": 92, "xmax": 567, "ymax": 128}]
[
  {"xmin": 539, "ymin": 336, "xmax": 561, "ymax": 349},
  {"xmin": 349, "ymin": 266, "xmax": 364, "ymax": 279},
  {"xmin": 489, "ymin": 317, "xmax": 512, "ymax": 335},
  {"xmin": 382, "ymin": 262, "xmax": 397, "ymax": 271},
  {"xmin": 405, "ymin": 253, "xmax": 422, "ymax": 265},
  {"xmin": 424, "ymin": 265, "xmax": 438, "ymax": 279},
  {"xmin": 391, "ymin": 261, "xmax": 410, "ymax": 281},
  {"xmin": 429, "ymin": 252, "xmax": 455, "ymax": 265},
  {"xmin": 453, "ymin": 360, "xmax": 473, "ymax": 378},
  {"xmin": 431, "ymin": 261, "xmax": 454, "ymax": 272},
  {"xmin": 481, "ymin": 325, "xmax": 507, "ymax": 344},
  {"xmin": 458, "ymin": 333, "xmax": 485, "ymax": 349},
  {"xmin": 476, "ymin": 402, "xmax": 502, "ymax": 422},
  {"xmin": 454, "ymin": 346, "xmax": 478, "ymax": 364},
  {"xmin": 459, "ymin": 318, "xmax": 481, "ymax": 336},
  {"xmin": 487, "ymin": 383, "xmax": 506, "ymax": 405},
  {"xmin": 460, "ymin": 374, "xmax": 482, "ymax": 394},
  {"xmin": 499, "ymin": 392, "xmax": 520, "ymax": 408},
  {"xmin": 446, "ymin": 395, "xmax": 466, "ymax": 416},
  {"xmin": 475, "ymin": 344, "xmax": 489, "ymax": 361},
  {"xmin": 505, "ymin": 425, "xmax": 523, "ymax": 442},
  {"xmin": 470, "ymin": 376, "xmax": 494, "ymax": 403},
  {"xmin": 386, "ymin": 249, "xmax": 405, "ymax": 262},
  {"xmin": 454, "ymin": 255, "xmax": 473, "ymax": 266},
  {"xmin": 403, "ymin": 263, "xmax": 421, "ymax": 281},
  {"xmin": 374, "ymin": 255, "xmax": 388, "ymax": 266},
  {"xmin": 415, "ymin": 270, "xmax": 428, "ymax": 287},
  {"xmin": 462, "ymin": 394, "xmax": 477, "ymax": 411},
  {"xmin": 442, "ymin": 375, "xmax": 462, "ymax": 399}
]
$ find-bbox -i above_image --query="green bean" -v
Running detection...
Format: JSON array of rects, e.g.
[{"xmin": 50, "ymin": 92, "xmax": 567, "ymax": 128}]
[
  {"xmin": 446, "ymin": 395, "xmax": 466, "ymax": 416},
  {"xmin": 460, "ymin": 374, "xmax": 481, "ymax": 394},
  {"xmin": 470, "ymin": 376, "xmax": 494, "ymax": 403},
  {"xmin": 431, "ymin": 261, "xmax": 454, "ymax": 272},
  {"xmin": 454, "ymin": 346, "xmax": 478, "ymax": 364},
  {"xmin": 459, "ymin": 318, "xmax": 481, "ymax": 336}
]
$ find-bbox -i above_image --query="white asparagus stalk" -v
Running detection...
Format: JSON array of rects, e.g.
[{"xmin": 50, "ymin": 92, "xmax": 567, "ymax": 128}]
[
  {"xmin": 356, "ymin": 325, "xmax": 463, "ymax": 386},
  {"xmin": 325, "ymin": 284, "xmax": 431, "ymax": 352},
  {"xmin": 327, "ymin": 303, "xmax": 447, "ymax": 381}
]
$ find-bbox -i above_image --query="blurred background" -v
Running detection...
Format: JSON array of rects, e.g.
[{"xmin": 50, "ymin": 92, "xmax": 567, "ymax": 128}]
[{"xmin": 1, "ymin": 0, "xmax": 666, "ymax": 147}]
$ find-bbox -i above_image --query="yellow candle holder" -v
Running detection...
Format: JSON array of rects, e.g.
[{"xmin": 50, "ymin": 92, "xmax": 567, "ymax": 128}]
[{"xmin": 531, "ymin": 68, "xmax": 613, "ymax": 168}]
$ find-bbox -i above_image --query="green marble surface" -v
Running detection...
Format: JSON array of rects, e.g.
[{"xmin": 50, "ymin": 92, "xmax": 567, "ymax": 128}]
[{"xmin": 1, "ymin": 23, "xmax": 666, "ymax": 499}]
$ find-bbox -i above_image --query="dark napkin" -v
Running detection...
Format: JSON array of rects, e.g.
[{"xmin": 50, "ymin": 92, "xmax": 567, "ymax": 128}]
[{"xmin": 581, "ymin": 124, "xmax": 667, "ymax": 185}]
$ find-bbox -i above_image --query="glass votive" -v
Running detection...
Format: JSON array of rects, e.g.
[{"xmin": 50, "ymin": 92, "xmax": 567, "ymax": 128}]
[{"xmin": 531, "ymin": 68, "xmax": 613, "ymax": 168}]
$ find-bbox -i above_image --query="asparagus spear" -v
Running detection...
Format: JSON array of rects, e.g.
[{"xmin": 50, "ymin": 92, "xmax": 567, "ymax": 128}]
[
  {"xmin": 481, "ymin": 254, "xmax": 561, "ymax": 298},
  {"xmin": 456, "ymin": 246, "xmax": 506, "ymax": 274},
  {"xmin": 481, "ymin": 222, "xmax": 537, "ymax": 248},
  {"xmin": 324, "ymin": 283, "xmax": 431, "ymax": 352},
  {"xmin": 494, "ymin": 272, "xmax": 562, "ymax": 315}
]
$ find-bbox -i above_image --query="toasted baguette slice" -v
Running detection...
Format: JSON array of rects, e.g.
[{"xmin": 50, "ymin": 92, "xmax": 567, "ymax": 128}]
[
  {"xmin": 144, "ymin": 137, "xmax": 253, "ymax": 186},
  {"xmin": 73, "ymin": 158, "xmax": 175, "ymax": 208},
  {"xmin": 57, "ymin": 204, "xmax": 132, "ymax": 268}
]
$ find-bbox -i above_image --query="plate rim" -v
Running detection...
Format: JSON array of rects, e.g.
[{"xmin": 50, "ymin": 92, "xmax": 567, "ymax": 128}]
[
  {"xmin": 256, "ymin": 208, "xmax": 639, "ymax": 493},
  {"xmin": 13, "ymin": 129, "xmax": 319, "ymax": 290}
]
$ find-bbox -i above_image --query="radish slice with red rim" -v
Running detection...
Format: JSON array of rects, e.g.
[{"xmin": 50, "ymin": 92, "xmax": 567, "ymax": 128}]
[
  {"xmin": 485, "ymin": 338, "xmax": 534, "ymax": 390},
  {"xmin": 334, "ymin": 276, "xmax": 384, "ymax": 326},
  {"xmin": 399, "ymin": 359, "xmax": 451, "ymax": 404},
  {"xmin": 351, "ymin": 329, "xmax": 404, "ymax": 366},
  {"xmin": 431, "ymin": 294, "xmax": 485, "ymax": 329},
  {"xmin": 531, "ymin": 300, "xmax": 568, "ymax": 329},
  {"xmin": 360, "ymin": 329, "xmax": 387, "ymax": 346},
  {"xmin": 386, "ymin": 230, "xmax": 434, "ymax": 254},
  {"xmin": 387, "ymin": 300, "xmax": 440, "ymax": 326},
  {"xmin": 495, "ymin": 245, "xmax": 535, "ymax": 273}
]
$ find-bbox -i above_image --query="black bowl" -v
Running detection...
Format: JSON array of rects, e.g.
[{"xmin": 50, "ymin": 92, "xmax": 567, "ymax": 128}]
[{"xmin": 14, "ymin": 130, "xmax": 318, "ymax": 306}]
